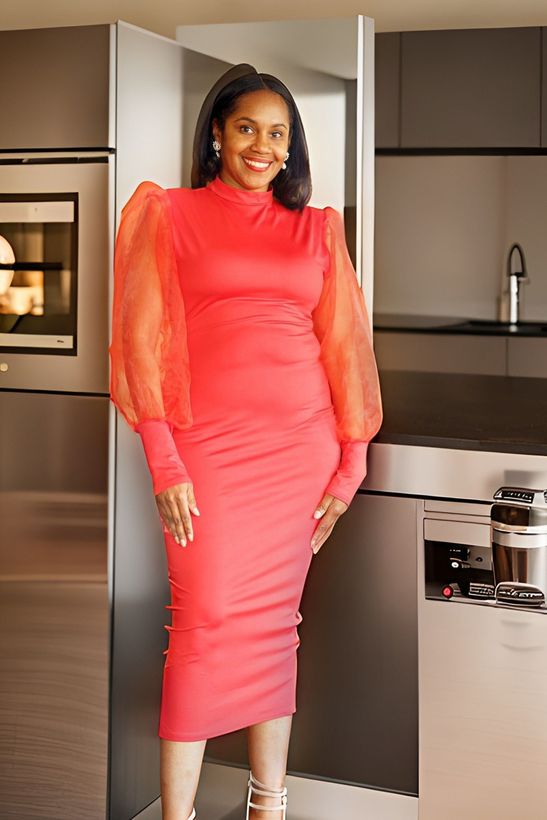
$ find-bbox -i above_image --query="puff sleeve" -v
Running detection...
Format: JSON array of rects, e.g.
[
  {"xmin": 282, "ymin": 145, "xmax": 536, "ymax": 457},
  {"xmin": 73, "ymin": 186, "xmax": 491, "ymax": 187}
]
[
  {"xmin": 108, "ymin": 181, "xmax": 194, "ymax": 496},
  {"xmin": 312, "ymin": 206, "xmax": 383, "ymax": 506}
]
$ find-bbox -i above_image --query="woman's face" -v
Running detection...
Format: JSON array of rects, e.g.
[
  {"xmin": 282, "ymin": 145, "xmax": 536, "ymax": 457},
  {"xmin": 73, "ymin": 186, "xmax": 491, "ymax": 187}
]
[{"xmin": 212, "ymin": 89, "xmax": 291, "ymax": 193}]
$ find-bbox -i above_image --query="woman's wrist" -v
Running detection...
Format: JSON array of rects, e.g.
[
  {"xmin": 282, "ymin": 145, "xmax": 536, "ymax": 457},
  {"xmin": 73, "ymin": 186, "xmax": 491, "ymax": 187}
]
[
  {"xmin": 325, "ymin": 440, "xmax": 369, "ymax": 507},
  {"xmin": 135, "ymin": 419, "xmax": 191, "ymax": 495}
]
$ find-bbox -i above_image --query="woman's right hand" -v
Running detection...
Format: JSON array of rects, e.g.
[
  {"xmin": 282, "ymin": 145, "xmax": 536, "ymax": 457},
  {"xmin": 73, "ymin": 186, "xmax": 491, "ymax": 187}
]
[{"xmin": 155, "ymin": 482, "xmax": 200, "ymax": 547}]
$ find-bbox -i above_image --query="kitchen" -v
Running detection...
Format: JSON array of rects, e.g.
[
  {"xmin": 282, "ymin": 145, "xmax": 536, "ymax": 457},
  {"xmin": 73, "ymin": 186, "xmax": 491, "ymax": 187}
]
[{"xmin": 1, "ymin": 8, "xmax": 547, "ymax": 820}]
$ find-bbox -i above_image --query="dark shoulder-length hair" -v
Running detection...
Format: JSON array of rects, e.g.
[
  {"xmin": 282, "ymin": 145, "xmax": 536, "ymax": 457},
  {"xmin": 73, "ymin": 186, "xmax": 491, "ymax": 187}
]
[{"xmin": 191, "ymin": 68, "xmax": 312, "ymax": 211}]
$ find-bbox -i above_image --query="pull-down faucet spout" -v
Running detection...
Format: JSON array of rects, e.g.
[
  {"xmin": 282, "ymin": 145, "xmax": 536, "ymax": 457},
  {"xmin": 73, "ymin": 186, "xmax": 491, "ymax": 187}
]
[{"xmin": 506, "ymin": 243, "xmax": 528, "ymax": 324}]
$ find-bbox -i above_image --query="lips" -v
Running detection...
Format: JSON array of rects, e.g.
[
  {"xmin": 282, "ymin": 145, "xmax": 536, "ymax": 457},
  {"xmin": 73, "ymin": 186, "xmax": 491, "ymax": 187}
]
[{"xmin": 242, "ymin": 156, "xmax": 273, "ymax": 172}]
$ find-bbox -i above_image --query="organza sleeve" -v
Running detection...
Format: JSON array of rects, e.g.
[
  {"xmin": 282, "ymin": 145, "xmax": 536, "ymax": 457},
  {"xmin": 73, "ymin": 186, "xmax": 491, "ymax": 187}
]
[
  {"xmin": 312, "ymin": 206, "xmax": 383, "ymax": 506},
  {"xmin": 108, "ymin": 181, "xmax": 194, "ymax": 495}
]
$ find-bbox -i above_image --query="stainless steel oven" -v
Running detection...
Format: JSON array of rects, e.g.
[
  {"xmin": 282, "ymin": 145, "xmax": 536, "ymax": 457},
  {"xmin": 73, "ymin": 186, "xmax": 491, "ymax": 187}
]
[{"xmin": 0, "ymin": 156, "xmax": 112, "ymax": 393}]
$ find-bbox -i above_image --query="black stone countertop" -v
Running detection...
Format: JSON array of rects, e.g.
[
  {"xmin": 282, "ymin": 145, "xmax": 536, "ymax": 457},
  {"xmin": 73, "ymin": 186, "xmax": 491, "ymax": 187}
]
[
  {"xmin": 374, "ymin": 312, "xmax": 547, "ymax": 337},
  {"xmin": 373, "ymin": 370, "xmax": 547, "ymax": 456}
]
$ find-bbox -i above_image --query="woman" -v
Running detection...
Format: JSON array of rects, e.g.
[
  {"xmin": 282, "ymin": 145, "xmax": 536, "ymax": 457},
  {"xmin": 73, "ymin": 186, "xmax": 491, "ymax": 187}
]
[{"xmin": 109, "ymin": 63, "xmax": 383, "ymax": 820}]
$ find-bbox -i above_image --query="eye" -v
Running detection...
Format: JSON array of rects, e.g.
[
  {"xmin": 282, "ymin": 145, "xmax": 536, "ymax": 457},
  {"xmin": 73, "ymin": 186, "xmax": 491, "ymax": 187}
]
[
  {"xmin": 272, "ymin": 131, "xmax": 283, "ymax": 139},
  {"xmin": 240, "ymin": 125, "xmax": 253, "ymax": 134}
]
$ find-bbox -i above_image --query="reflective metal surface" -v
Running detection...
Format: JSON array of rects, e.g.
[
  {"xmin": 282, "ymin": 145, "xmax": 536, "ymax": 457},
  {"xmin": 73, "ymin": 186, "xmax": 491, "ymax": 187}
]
[{"xmin": 0, "ymin": 391, "xmax": 109, "ymax": 819}]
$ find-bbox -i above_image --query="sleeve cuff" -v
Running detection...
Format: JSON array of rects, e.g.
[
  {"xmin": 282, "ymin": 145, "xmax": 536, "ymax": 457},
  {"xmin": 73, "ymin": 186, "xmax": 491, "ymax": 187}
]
[
  {"xmin": 135, "ymin": 419, "xmax": 191, "ymax": 495},
  {"xmin": 324, "ymin": 440, "xmax": 369, "ymax": 506}
]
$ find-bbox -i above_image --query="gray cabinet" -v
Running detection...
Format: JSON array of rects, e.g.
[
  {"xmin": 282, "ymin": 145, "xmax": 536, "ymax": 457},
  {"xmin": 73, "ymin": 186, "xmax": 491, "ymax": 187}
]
[
  {"xmin": 507, "ymin": 337, "xmax": 547, "ymax": 377},
  {"xmin": 292, "ymin": 492, "xmax": 419, "ymax": 795},
  {"xmin": 542, "ymin": 28, "xmax": 547, "ymax": 147},
  {"xmin": 375, "ymin": 33, "xmax": 400, "ymax": 148},
  {"xmin": 0, "ymin": 25, "xmax": 111, "ymax": 150},
  {"xmin": 374, "ymin": 331, "xmax": 547, "ymax": 377},
  {"xmin": 373, "ymin": 331, "xmax": 507, "ymax": 375},
  {"xmin": 401, "ymin": 28, "xmax": 541, "ymax": 148}
]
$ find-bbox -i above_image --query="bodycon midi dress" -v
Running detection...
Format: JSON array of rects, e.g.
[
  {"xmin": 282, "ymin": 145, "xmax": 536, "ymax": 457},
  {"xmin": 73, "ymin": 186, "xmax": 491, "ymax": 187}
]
[{"xmin": 108, "ymin": 173, "xmax": 383, "ymax": 741}]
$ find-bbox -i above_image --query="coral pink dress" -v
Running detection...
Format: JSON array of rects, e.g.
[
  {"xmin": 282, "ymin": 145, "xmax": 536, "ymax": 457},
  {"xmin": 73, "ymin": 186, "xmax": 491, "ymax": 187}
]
[{"xmin": 109, "ymin": 173, "xmax": 383, "ymax": 741}]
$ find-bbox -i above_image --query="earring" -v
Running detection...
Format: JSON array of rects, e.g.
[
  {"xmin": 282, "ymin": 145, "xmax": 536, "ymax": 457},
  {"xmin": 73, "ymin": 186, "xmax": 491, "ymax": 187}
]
[
  {"xmin": 282, "ymin": 151, "xmax": 289, "ymax": 170},
  {"xmin": 212, "ymin": 139, "xmax": 221, "ymax": 158}
]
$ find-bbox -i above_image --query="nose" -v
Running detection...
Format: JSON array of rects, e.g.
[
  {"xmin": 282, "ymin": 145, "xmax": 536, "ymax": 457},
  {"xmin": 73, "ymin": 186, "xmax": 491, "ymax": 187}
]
[{"xmin": 251, "ymin": 131, "xmax": 271, "ymax": 153}]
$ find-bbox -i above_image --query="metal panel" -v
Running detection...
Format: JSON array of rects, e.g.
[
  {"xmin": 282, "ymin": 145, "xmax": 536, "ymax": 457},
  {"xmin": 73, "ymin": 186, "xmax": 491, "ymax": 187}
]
[
  {"xmin": 0, "ymin": 391, "xmax": 109, "ymax": 819},
  {"xmin": 109, "ymin": 414, "xmax": 169, "ymax": 820},
  {"xmin": 109, "ymin": 22, "xmax": 186, "ymax": 820},
  {"xmin": 365, "ymin": 442, "xmax": 547, "ymax": 502},
  {"xmin": 116, "ymin": 21, "xmax": 184, "ymax": 202}
]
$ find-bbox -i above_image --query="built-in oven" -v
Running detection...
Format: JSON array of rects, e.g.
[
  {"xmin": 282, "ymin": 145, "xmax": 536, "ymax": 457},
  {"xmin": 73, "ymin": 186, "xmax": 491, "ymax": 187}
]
[{"xmin": 0, "ymin": 156, "xmax": 112, "ymax": 393}]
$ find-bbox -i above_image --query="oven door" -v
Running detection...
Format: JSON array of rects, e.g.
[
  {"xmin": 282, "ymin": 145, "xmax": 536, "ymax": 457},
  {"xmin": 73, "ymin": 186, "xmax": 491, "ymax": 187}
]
[{"xmin": 0, "ymin": 157, "xmax": 112, "ymax": 393}]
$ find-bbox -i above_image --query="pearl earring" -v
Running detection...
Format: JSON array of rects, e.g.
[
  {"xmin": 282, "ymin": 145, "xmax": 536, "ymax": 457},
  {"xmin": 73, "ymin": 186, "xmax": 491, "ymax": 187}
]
[
  {"xmin": 282, "ymin": 152, "xmax": 289, "ymax": 170},
  {"xmin": 212, "ymin": 139, "xmax": 221, "ymax": 158}
]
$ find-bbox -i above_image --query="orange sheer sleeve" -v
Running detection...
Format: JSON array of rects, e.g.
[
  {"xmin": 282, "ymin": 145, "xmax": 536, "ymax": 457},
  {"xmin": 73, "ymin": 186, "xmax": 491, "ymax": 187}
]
[
  {"xmin": 109, "ymin": 181, "xmax": 193, "ymax": 495},
  {"xmin": 312, "ymin": 206, "xmax": 383, "ymax": 505},
  {"xmin": 109, "ymin": 180, "xmax": 192, "ymax": 430}
]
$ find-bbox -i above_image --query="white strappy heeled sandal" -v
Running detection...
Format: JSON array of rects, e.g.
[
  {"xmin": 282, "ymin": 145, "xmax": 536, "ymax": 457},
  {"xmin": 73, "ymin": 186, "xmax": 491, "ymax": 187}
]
[
  {"xmin": 245, "ymin": 770, "xmax": 288, "ymax": 819},
  {"xmin": 188, "ymin": 808, "xmax": 196, "ymax": 820}
]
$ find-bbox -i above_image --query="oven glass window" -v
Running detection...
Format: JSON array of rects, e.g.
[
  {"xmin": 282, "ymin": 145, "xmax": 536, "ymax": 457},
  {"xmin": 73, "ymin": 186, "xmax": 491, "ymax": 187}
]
[{"xmin": 0, "ymin": 193, "xmax": 77, "ymax": 354}]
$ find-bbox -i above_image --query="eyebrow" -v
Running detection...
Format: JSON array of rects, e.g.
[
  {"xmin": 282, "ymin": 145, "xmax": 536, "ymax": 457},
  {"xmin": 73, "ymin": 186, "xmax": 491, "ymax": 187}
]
[{"xmin": 234, "ymin": 117, "xmax": 288, "ymax": 130}]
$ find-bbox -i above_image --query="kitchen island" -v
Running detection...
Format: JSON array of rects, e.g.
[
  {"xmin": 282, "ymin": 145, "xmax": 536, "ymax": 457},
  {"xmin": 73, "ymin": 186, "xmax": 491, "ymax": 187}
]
[
  {"xmin": 373, "ymin": 368, "xmax": 547, "ymax": 455},
  {"xmin": 364, "ymin": 369, "xmax": 547, "ymax": 500}
]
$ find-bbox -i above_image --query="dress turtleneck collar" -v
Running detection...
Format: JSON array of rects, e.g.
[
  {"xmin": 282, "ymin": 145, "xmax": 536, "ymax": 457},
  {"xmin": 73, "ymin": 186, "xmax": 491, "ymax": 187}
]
[{"xmin": 206, "ymin": 174, "xmax": 274, "ymax": 206}]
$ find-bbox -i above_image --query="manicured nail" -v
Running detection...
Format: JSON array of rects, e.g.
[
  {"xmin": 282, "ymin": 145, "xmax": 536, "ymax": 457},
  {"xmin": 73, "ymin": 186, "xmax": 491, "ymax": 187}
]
[
  {"xmin": 314, "ymin": 509, "xmax": 324, "ymax": 518},
  {"xmin": 188, "ymin": 532, "xmax": 193, "ymax": 541},
  {"xmin": 193, "ymin": 507, "xmax": 200, "ymax": 516}
]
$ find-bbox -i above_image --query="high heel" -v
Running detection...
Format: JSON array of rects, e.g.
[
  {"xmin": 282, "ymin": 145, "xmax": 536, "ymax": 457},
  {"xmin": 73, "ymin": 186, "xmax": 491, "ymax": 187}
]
[
  {"xmin": 188, "ymin": 808, "xmax": 196, "ymax": 820},
  {"xmin": 245, "ymin": 770, "xmax": 287, "ymax": 819}
]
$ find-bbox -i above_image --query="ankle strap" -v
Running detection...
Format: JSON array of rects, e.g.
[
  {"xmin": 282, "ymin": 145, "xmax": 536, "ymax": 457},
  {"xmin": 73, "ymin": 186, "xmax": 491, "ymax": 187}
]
[{"xmin": 248, "ymin": 770, "xmax": 287, "ymax": 797}]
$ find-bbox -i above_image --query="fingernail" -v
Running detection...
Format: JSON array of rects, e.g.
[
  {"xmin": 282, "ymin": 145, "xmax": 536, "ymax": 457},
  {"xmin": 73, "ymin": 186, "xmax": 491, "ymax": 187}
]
[
  {"xmin": 181, "ymin": 538, "xmax": 187, "ymax": 547},
  {"xmin": 188, "ymin": 532, "xmax": 193, "ymax": 541},
  {"xmin": 314, "ymin": 509, "xmax": 323, "ymax": 518},
  {"xmin": 193, "ymin": 507, "xmax": 200, "ymax": 516}
]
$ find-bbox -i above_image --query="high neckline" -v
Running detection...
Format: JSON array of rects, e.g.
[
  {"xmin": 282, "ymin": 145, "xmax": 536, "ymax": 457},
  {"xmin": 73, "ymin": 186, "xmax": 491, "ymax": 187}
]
[{"xmin": 207, "ymin": 174, "xmax": 274, "ymax": 206}]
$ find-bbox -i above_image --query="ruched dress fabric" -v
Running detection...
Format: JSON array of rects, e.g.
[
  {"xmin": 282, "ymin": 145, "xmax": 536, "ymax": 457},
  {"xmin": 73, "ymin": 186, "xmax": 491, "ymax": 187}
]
[{"xmin": 109, "ymin": 174, "xmax": 383, "ymax": 741}]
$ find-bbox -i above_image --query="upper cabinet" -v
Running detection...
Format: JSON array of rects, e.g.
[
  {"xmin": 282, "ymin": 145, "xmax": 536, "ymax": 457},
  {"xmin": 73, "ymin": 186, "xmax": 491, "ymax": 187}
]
[
  {"xmin": 375, "ymin": 33, "xmax": 400, "ymax": 148},
  {"xmin": 542, "ymin": 28, "xmax": 547, "ymax": 147},
  {"xmin": 0, "ymin": 25, "xmax": 111, "ymax": 151},
  {"xmin": 376, "ymin": 26, "xmax": 544, "ymax": 150}
]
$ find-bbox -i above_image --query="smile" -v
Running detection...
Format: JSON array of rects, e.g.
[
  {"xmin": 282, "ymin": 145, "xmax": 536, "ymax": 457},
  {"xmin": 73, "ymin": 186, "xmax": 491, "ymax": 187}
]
[{"xmin": 242, "ymin": 157, "xmax": 273, "ymax": 172}]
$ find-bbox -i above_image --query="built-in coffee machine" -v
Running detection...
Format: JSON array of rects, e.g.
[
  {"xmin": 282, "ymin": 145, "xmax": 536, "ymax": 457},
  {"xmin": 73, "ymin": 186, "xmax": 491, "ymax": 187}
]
[{"xmin": 424, "ymin": 485, "xmax": 547, "ymax": 612}]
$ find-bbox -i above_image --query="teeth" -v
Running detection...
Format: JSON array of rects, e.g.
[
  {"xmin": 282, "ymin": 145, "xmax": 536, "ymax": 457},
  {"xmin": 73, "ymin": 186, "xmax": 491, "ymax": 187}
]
[{"xmin": 243, "ymin": 158, "xmax": 271, "ymax": 169}]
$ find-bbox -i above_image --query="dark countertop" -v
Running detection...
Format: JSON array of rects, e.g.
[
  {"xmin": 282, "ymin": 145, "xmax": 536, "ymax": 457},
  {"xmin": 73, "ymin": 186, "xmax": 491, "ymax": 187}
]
[
  {"xmin": 373, "ymin": 312, "xmax": 547, "ymax": 337},
  {"xmin": 373, "ymin": 370, "xmax": 547, "ymax": 456}
]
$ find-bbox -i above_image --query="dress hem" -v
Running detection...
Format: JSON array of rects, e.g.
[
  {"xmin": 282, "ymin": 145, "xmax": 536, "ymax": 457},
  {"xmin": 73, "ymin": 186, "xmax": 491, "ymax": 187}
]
[{"xmin": 158, "ymin": 706, "xmax": 297, "ymax": 742}]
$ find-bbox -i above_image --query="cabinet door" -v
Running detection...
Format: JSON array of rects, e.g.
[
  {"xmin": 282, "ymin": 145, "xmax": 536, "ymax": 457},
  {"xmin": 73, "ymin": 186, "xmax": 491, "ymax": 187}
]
[
  {"xmin": 290, "ymin": 492, "xmax": 419, "ymax": 795},
  {"xmin": 0, "ymin": 25, "xmax": 111, "ymax": 150},
  {"xmin": 542, "ymin": 28, "xmax": 547, "ymax": 147},
  {"xmin": 401, "ymin": 28, "xmax": 541, "ymax": 148},
  {"xmin": 375, "ymin": 33, "xmax": 400, "ymax": 148},
  {"xmin": 373, "ymin": 331, "xmax": 507, "ymax": 375},
  {"xmin": 507, "ymin": 337, "xmax": 547, "ymax": 377}
]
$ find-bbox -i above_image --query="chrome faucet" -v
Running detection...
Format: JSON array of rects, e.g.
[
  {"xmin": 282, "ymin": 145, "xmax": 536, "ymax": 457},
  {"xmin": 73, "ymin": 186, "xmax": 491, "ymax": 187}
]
[{"xmin": 506, "ymin": 243, "xmax": 528, "ymax": 324}]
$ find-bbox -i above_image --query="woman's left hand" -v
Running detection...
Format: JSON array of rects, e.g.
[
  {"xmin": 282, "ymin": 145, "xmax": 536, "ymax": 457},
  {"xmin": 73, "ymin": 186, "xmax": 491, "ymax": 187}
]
[{"xmin": 310, "ymin": 493, "xmax": 349, "ymax": 554}]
